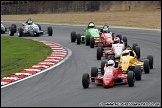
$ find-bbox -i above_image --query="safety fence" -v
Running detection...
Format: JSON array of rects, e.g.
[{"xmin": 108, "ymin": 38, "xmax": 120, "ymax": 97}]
[{"xmin": 1, "ymin": 1, "xmax": 161, "ymax": 15}]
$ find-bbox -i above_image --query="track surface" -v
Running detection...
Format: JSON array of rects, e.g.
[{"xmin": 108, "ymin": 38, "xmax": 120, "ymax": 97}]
[{"xmin": 1, "ymin": 22, "xmax": 161, "ymax": 107}]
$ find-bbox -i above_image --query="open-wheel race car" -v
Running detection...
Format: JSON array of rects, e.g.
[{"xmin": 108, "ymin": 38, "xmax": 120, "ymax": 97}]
[
  {"xmin": 9, "ymin": 19, "xmax": 53, "ymax": 37},
  {"xmin": 119, "ymin": 44, "xmax": 153, "ymax": 80},
  {"xmin": 97, "ymin": 35, "xmax": 127, "ymax": 60},
  {"xmin": 82, "ymin": 60, "xmax": 135, "ymax": 88},
  {"xmin": 1, "ymin": 22, "xmax": 7, "ymax": 34},
  {"xmin": 70, "ymin": 22, "xmax": 100, "ymax": 46},
  {"xmin": 89, "ymin": 25, "xmax": 115, "ymax": 48}
]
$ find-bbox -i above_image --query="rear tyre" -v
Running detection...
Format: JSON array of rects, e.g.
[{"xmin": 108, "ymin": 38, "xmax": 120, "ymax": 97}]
[
  {"xmin": 144, "ymin": 59, "xmax": 150, "ymax": 73},
  {"xmin": 135, "ymin": 46, "xmax": 140, "ymax": 59},
  {"xmin": 71, "ymin": 31, "xmax": 77, "ymax": 42},
  {"xmin": 123, "ymin": 36, "xmax": 127, "ymax": 47},
  {"xmin": 91, "ymin": 67, "xmax": 98, "ymax": 82},
  {"xmin": 47, "ymin": 26, "xmax": 53, "ymax": 36},
  {"xmin": 11, "ymin": 24, "xmax": 17, "ymax": 33},
  {"xmin": 82, "ymin": 73, "xmax": 90, "ymax": 88},
  {"xmin": 116, "ymin": 34, "xmax": 122, "ymax": 41},
  {"xmin": 128, "ymin": 71, "xmax": 135, "ymax": 87},
  {"xmin": 101, "ymin": 60, "xmax": 107, "ymax": 74},
  {"xmin": 132, "ymin": 43, "xmax": 138, "ymax": 51},
  {"xmin": 147, "ymin": 55, "xmax": 153, "ymax": 69}
]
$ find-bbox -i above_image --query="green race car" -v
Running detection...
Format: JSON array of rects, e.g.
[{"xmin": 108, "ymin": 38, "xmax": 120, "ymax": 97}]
[{"xmin": 71, "ymin": 22, "xmax": 100, "ymax": 46}]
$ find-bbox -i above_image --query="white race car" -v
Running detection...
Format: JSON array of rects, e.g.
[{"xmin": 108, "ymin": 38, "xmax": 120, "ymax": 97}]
[
  {"xmin": 97, "ymin": 37, "xmax": 126, "ymax": 60},
  {"xmin": 1, "ymin": 22, "xmax": 7, "ymax": 34},
  {"xmin": 9, "ymin": 23, "xmax": 53, "ymax": 37}
]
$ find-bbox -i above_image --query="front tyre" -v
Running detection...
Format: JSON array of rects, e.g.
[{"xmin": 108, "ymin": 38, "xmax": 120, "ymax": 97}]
[
  {"xmin": 77, "ymin": 33, "xmax": 81, "ymax": 45},
  {"xmin": 90, "ymin": 36, "xmax": 94, "ymax": 48},
  {"xmin": 9, "ymin": 26, "xmax": 15, "ymax": 36},
  {"xmin": 82, "ymin": 73, "xmax": 90, "ymax": 88},
  {"xmin": 18, "ymin": 27, "xmax": 24, "ymax": 37},
  {"xmin": 128, "ymin": 71, "xmax": 135, "ymax": 87},
  {"xmin": 47, "ymin": 26, "xmax": 53, "ymax": 36},
  {"xmin": 86, "ymin": 35, "xmax": 90, "ymax": 46},
  {"xmin": 134, "ymin": 65, "xmax": 142, "ymax": 80},
  {"xmin": 97, "ymin": 47, "xmax": 102, "ymax": 60}
]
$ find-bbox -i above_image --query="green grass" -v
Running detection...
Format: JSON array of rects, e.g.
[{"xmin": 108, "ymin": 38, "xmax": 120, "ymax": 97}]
[{"xmin": 1, "ymin": 36, "xmax": 53, "ymax": 78}]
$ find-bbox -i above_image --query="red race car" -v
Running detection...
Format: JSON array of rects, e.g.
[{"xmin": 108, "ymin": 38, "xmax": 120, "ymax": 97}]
[
  {"xmin": 90, "ymin": 25, "xmax": 115, "ymax": 48},
  {"xmin": 82, "ymin": 60, "xmax": 135, "ymax": 88},
  {"xmin": 97, "ymin": 36, "xmax": 127, "ymax": 60}
]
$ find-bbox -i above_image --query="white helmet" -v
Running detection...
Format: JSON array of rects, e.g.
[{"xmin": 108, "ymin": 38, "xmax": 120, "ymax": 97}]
[
  {"xmin": 107, "ymin": 60, "xmax": 115, "ymax": 67},
  {"xmin": 88, "ymin": 22, "xmax": 95, "ymax": 28},
  {"xmin": 122, "ymin": 50, "xmax": 130, "ymax": 56}
]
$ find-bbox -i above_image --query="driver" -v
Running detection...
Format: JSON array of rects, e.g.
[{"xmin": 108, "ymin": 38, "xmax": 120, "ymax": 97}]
[
  {"xmin": 102, "ymin": 25, "xmax": 110, "ymax": 33},
  {"xmin": 26, "ymin": 18, "xmax": 33, "ymax": 25},
  {"xmin": 122, "ymin": 50, "xmax": 130, "ymax": 56},
  {"xmin": 88, "ymin": 22, "xmax": 95, "ymax": 28},
  {"xmin": 105, "ymin": 59, "xmax": 115, "ymax": 68},
  {"xmin": 113, "ymin": 37, "xmax": 120, "ymax": 44}
]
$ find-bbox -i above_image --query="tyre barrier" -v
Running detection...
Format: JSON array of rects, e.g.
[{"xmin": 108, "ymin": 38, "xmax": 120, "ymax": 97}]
[{"xmin": 1, "ymin": 39, "xmax": 68, "ymax": 87}]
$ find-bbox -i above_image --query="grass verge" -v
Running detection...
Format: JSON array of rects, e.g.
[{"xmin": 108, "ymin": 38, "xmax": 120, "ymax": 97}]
[{"xmin": 1, "ymin": 36, "xmax": 52, "ymax": 78}]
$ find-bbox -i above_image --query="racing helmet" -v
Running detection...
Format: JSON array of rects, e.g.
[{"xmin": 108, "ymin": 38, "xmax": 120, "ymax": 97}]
[
  {"xmin": 88, "ymin": 22, "xmax": 95, "ymax": 28},
  {"xmin": 114, "ymin": 37, "xmax": 120, "ymax": 43},
  {"xmin": 28, "ymin": 20, "xmax": 33, "ymax": 25},
  {"xmin": 103, "ymin": 26, "xmax": 109, "ymax": 33},
  {"xmin": 122, "ymin": 50, "xmax": 130, "ymax": 56},
  {"xmin": 107, "ymin": 60, "xmax": 115, "ymax": 67}
]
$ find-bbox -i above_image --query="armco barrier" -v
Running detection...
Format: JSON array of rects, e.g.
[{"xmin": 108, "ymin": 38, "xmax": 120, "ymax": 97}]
[{"xmin": 1, "ymin": 39, "xmax": 68, "ymax": 87}]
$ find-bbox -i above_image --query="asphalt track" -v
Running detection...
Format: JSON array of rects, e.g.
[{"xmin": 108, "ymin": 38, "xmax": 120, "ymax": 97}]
[{"xmin": 1, "ymin": 22, "xmax": 161, "ymax": 107}]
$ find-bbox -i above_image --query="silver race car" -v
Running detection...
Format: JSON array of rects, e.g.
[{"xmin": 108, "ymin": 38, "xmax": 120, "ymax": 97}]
[
  {"xmin": 1, "ymin": 22, "xmax": 7, "ymax": 34},
  {"xmin": 9, "ymin": 19, "xmax": 53, "ymax": 37}
]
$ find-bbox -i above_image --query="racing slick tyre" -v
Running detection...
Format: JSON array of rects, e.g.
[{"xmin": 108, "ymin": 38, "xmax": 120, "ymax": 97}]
[
  {"xmin": 47, "ymin": 26, "xmax": 53, "ymax": 36},
  {"xmin": 85, "ymin": 35, "xmax": 90, "ymax": 46},
  {"xmin": 18, "ymin": 27, "xmax": 24, "ymax": 37},
  {"xmin": 98, "ymin": 43, "xmax": 104, "ymax": 52},
  {"xmin": 82, "ymin": 73, "xmax": 90, "ymax": 88},
  {"xmin": 37, "ymin": 24, "xmax": 41, "ymax": 30},
  {"xmin": 123, "ymin": 36, "xmax": 127, "ymax": 47},
  {"xmin": 71, "ymin": 31, "xmax": 77, "ymax": 42},
  {"xmin": 9, "ymin": 25, "xmax": 15, "ymax": 36},
  {"xmin": 76, "ymin": 33, "xmax": 81, "ymax": 45},
  {"xmin": 135, "ymin": 46, "xmax": 140, "ymax": 59},
  {"xmin": 128, "ymin": 71, "xmax": 135, "ymax": 87},
  {"xmin": 134, "ymin": 65, "xmax": 142, "ymax": 80},
  {"xmin": 101, "ymin": 60, "xmax": 107, "ymax": 74},
  {"xmin": 147, "ymin": 55, "xmax": 153, "ymax": 69},
  {"xmin": 90, "ymin": 36, "xmax": 95, "ymax": 48},
  {"xmin": 116, "ymin": 34, "xmax": 122, "ymax": 41},
  {"xmin": 144, "ymin": 59, "xmax": 150, "ymax": 74},
  {"xmin": 5, "ymin": 27, "xmax": 7, "ymax": 32},
  {"xmin": 91, "ymin": 67, "xmax": 98, "ymax": 82},
  {"xmin": 112, "ymin": 33, "xmax": 115, "ymax": 40},
  {"xmin": 97, "ymin": 47, "xmax": 102, "ymax": 60},
  {"xmin": 132, "ymin": 43, "xmax": 138, "ymax": 51},
  {"xmin": 11, "ymin": 24, "xmax": 17, "ymax": 33}
]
